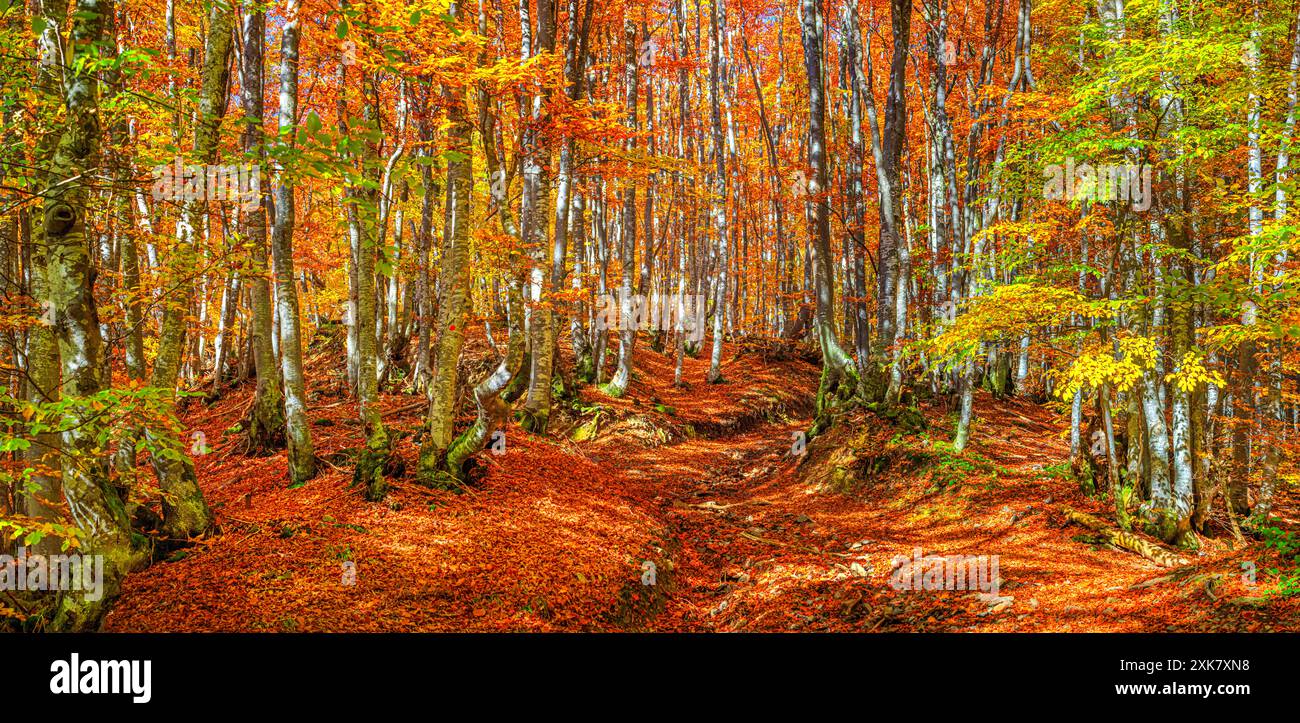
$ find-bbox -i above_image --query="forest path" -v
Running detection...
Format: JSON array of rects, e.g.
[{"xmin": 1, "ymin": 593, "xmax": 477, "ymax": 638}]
[
  {"xmin": 101, "ymin": 338, "xmax": 1291, "ymax": 632},
  {"xmin": 596, "ymin": 371, "xmax": 1280, "ymax": 632}
]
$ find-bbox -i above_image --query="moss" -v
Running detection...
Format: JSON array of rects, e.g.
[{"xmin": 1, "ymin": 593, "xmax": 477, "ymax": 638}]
[
  {"xmin": 502, "ymin": 368, "xmax": 529, "ymax": 403},
  {"xmin": 550, "ymin": 371, "xmax": 570, "ymax": 402},
  {"xmin": 422, "ymin": 468, "xmax": 465, "ymax": 492},
  {"xmin": 1144, "ymin": 511, "xmax": 1182, "ymax": 546},
  {"xmin": 1115, "ymin": 482, "xmax": 1135, "ymax": 531},
  {"xmin": 519, "ymin": 408, "xmax": 549, "ymax": 434},
  {"xmin": 829, "ymin": 465, "xmax": 856, "ymax": 494},
  {"xmin": 574, "ymin": 353, "xmax": 596, "ymax": 384},
  {"xmin": 875, "ymin": 404, "xmax": 927, "ymax": 433},
  {"xmin": 155, "ymin": 453, "xmax": 215, "ymax": 538},
  {"xmin": 354, "ymin": 412, "xmax": 391, "ymax": 501}
]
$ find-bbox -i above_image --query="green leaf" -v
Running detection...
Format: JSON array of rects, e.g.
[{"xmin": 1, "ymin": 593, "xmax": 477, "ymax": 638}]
[
  {"xmin": 335, "ymin": 19, "xmax": 349, "ymax": 39},
  {"xmin": 0, "ymin": 437, "xmax": 30, "ymax": 453}
]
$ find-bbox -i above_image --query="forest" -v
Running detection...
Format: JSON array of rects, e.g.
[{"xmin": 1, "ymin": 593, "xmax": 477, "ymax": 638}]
[{"xmin": 1, "ymin": 0, "xmax": 1299, "ymax": 634}]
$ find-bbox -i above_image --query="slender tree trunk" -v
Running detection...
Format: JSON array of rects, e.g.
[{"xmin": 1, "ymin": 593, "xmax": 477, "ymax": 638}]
[
  {"xmin": 271, "ymin": 0, "xmax": 315, "ymax": 485},
  {"xmin": 866, "ymin": 0, "xmax": 912, "ymax": 404},
  {"xmin": 210, "ymin": 270, "xmax": 239, "ymax": 391},
  {"xmin": 802, "ymin": 0, "xmax": 860, "ymax": 435},
  {"xmin": 605, "ymin": 19, "xmax": 639, "ymax": 397},
  {"xmin": 242, "ymin": 1, "xmax": 285, "ymax": 451},
  {"xmin": 147, "ymin": 0, "xmax": 234, "ymax": 538},
  {"xmin": 705, "ymin": 0, "xmax": 728, "ymax": 384},
  {"xmin": 411, "ymin": 90, "xmax": 437, "ymax": 392},
  {"xmin": 350, "ymin": 44, "xmax": 390, "ymax": 501}
]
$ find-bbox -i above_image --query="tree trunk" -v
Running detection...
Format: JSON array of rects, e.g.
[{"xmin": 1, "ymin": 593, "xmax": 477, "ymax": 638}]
[
  {"xmin": 802, "ymin": 0, "xmax": 860, "ymax": 436},
  {"xmin": 417, "ymin": 13, "xmax": 475, "ymax": 486},
  {"xmin": 271, "ymin": 0, "xmax": 315, "ymax": 485},
  {"xmin": 147, "ymin": 0, "xmax": 234, "ymax": 538},
  {"xmin": 350, "ymin": 46, "xmax": 390, "ymax": 501},
  {"xmin": 43, "ymin": 0, "xmax": 145, "ymax": 629},
  {"xmin": 604, "ymin": 19, "xmax": 639, "ymax": 397},
  {"xmin": 242, "ymin": 1, "xmax": 285, "ymax": 452}
]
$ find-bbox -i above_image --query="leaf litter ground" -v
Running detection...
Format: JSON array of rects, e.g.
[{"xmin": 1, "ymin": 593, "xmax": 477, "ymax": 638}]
[{"xmin": 104, "ymin": 335, "xmax": 1300, "ymax": 632}]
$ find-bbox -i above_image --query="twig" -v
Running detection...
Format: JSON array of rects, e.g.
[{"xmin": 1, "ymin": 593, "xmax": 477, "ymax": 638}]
[
  {"xmin": 676, "ymin": 499, "xmax": 773, "ymax": 512},
  {"xmin": 737, "ymin": 531, "xmax": 851, "ymax": 557}
]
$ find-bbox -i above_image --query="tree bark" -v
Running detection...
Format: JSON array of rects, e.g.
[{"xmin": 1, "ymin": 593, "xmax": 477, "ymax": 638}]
[
  {"xmin": 147, "ymin": 0, "xmax": 234, "ymax": 538},
  {"xmin": 271, "ymin": 0, "xmax": 315, "ymax": 485},
  {"xmin": 242, "ymin": 0, "xmax": 285, "ymax": 452}
]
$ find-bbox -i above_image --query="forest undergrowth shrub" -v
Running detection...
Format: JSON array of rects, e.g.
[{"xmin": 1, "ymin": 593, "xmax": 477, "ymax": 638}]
[
  {"xmin": 1, "ymin": 387, "xmax": 190, "ymax": 629},
  {"xmin": 1256, "ymin": 524, "xmax": 1300, "ymax": 598}
]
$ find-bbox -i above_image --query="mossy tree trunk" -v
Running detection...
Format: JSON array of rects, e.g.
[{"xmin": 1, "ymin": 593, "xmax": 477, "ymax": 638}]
[
  {"xmin": 801, "ymin": 0, "xmax": 860, "ymax": 438},
  {"xmin": 952, "ymin": 356, "xmax": 975, "ymax": 453},
  {"xmin": 271, "ymin": 0, "xmax": 315, "ymax": 485},
  {"xmin": 604, "ymin": 19, "xmax": 638, "ymax": 398},
  {"xmin": 441, "ymin": 277, "xmax": 527, "ymax": 484},
  {"xmin": 242, "ymin": 1, "xmax": 285, "ymax": 453},
  {"xmin": 350, "ymin": 58, "xmax": 390, "ymax": 502},
  {"xmin": 147, "ymin": 0, "xmax": 234, "ymax": 538},
  {"xmin": 42, "ymin": 0, "xmax": 145, "ymax": 629},
  {"xmin": 417, "ymin": 39, "xmax": 474, "ymax": 488},
  {"xmin": 24, "ymin": 0, "xmax": 68, "ymax": 557}
]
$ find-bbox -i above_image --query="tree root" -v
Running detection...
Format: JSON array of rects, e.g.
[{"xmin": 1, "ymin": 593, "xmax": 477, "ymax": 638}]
[{"xmin": 1062, "ymin": 506, "xmax": 1188, "ymax": 567}]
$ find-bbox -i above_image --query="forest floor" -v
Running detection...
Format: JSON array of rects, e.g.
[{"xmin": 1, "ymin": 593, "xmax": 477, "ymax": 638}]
[{"xmin": 103, "ymin": 331, "xmax": 1300, "ymax": 632}]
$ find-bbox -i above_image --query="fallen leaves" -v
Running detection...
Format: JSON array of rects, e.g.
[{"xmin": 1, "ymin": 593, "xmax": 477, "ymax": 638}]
[{"xmin": 100, "ymin": 333, "xmax": 1300, "ymax": 634}]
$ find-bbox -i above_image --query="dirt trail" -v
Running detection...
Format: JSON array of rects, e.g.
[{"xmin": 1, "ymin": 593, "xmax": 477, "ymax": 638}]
[
  {"xmin": 102, "ymin": 339, "xmax": 1296, "ymax": 632},
  {"xmin": 597, "ymin": 377, "xmax": 1292, "ymax": 632}
]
